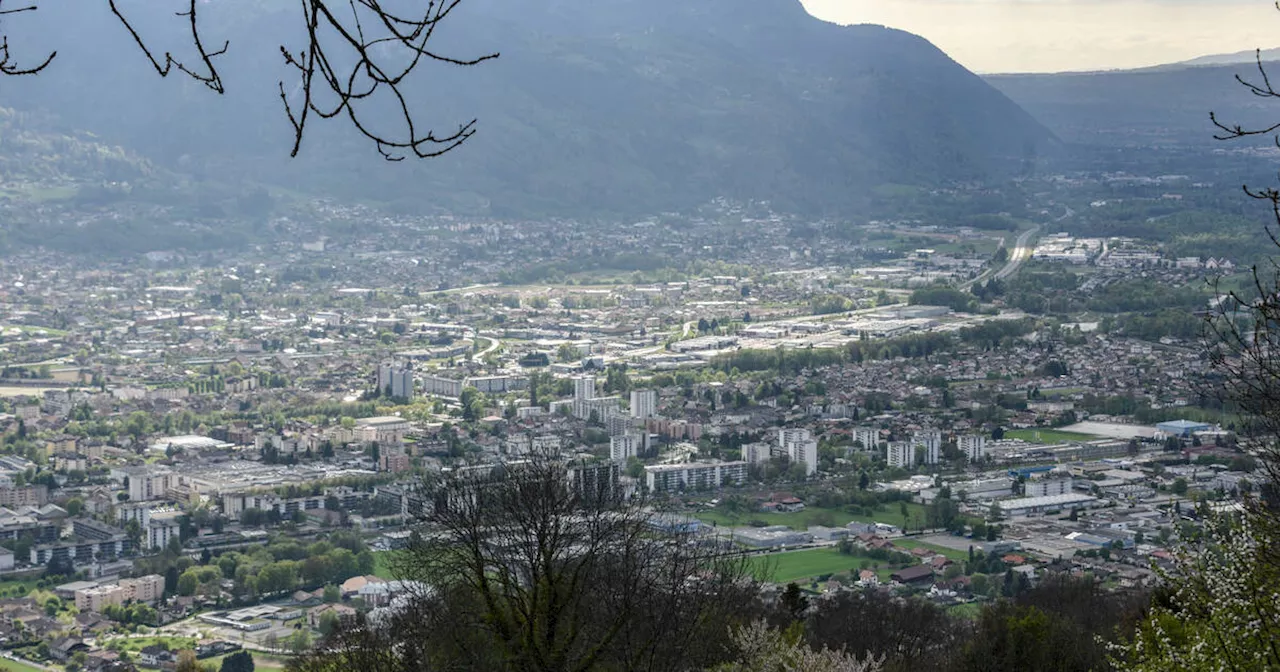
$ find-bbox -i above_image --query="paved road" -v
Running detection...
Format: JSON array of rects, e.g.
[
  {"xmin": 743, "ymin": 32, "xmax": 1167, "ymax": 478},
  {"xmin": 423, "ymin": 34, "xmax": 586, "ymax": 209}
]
[
  {"xmin": 474, "ymin": 333, "xmax": 502, "ymax": 358},
  {"xmin": 966, "ymin": 205, "xmax": 1072, "ymax": 288},
  {"xmin": 992, "ymin": 225, "xmax": 1041, "ymax": 281}
]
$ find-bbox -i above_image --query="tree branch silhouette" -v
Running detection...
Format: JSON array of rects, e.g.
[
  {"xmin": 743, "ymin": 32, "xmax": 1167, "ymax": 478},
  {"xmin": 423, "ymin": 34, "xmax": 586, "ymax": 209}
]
[
  {"xmin": 278, "ymin": 0, "xmax": 499, "ymax": 160},
  {"xmin": 0, "ymin": 0, "xmax": 497, "ymax": 160},
  {"xmin": 108, "ymin": 0, "xmax": 227, "ymax": 93},
  {"xmin": 1205, "ymin": 0, "xmax": 1280, "ymax": 543},
  {"xmin": 1211, "ymin": 4, "xmax": 1280, "ymax": 147},
  {"xmin": 0, "ymin": 1, "xmax": 54, "ymax": 76}
]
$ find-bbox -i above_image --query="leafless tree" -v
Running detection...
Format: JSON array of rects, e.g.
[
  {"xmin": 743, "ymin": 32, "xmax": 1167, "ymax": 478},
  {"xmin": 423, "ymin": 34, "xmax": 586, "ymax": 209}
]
[
  {"xmin": 290, "ymin": 456, "xmax": 758, "ymax": 672},
  {"xmin": 0, "ymin": 0, "xmax": 497, "ymax": 160},
  {"xmin": 803, "ymin": 589, "xmax": 961, "ymax": 672},
  {"xmin": 1205, "ymin": 6, "xmax": 1280, "ymax": 565}
]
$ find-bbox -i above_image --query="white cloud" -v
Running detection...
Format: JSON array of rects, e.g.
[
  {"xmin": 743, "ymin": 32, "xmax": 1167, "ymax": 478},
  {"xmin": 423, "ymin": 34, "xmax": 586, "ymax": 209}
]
[{"xmin": 801, "ymin": 0, "xmax": 1280, "ymax": 72}]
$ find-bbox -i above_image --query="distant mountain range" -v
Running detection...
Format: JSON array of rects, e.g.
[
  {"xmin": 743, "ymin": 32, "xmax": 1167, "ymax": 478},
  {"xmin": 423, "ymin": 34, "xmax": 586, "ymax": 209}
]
[
  {"xmin": 987, "ymin": 52, "xmax": 1280, "ymax": 148},
  {"xmin": 1168, "ymin": 48, "xmax": 1280, "ymax": 69},
  {"xmin": 0, "ymin": 0, "xmax": 1054, "ymax": 218}
]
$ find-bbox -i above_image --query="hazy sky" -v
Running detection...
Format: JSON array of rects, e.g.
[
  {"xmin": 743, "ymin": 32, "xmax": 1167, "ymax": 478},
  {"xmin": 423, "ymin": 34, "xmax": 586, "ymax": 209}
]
[{"xmin": 801, "ymin": 0, "xmax": 1280, "ymax": 73}]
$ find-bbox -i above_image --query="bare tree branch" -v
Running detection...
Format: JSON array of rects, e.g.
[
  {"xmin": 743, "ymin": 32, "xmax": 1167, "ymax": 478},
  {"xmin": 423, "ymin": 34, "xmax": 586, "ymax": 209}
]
[
  {"xmin": 278, "ymin": 0, "xmax": 499, "ymax": 160},
  {"xmin": 1, "ymin": 1, "xmax": 496, "ymax": 160},
  {"xmin": 107, "ymin": 0, "xmax": 227, "ymax": 93},
  {"xmin": 0, "ymin": 1, "xmax": 54, "ymax": 76}
]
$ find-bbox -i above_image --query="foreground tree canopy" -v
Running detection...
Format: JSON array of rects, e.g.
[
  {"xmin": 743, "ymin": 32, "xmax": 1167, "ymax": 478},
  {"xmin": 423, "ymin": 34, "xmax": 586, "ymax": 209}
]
[{"xmin": 291, "ymin": 456, "xmax": 758, "ymax": 672}]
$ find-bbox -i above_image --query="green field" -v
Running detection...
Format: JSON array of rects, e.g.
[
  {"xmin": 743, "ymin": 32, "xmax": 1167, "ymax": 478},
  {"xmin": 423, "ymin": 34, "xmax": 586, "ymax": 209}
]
[
  {"xmin": 1005, "ymin": 428, "xmax": 1096, "ymax": 444},
  {"xmin": 697, "ymin": 503, "xmax": 930, "ymax": 532},
  {"xmin": 749, "ymin": 547, "xmax": 909, "ymax": 585},
  {"xmin": 892, "ymin": 538, "xmax": 970, "ymax": 562},
  {"xmin": 1039, "ymin": 387, "xmax": 1086, "ymax": 398},
  {"xmin": 0, "ymin": 659, "xmax": 45, "ymax": 672},
  {"xmin": 0, "ymin": 185, "xmax": 77, "ymax": 202},
  {"xmin": 0, "ymin": 580, "xmax": 36, "ymax": 599},
  {"xmin": 205, "ymin": 651, "xmax": 290, "ymax": 671},
  {"xmin": 749, "ymin": 548, "xmax": 865, "ymax": 584},
  {"xmin": 373, "ymin": 550, "xmax": 400, "ymax": 579}
]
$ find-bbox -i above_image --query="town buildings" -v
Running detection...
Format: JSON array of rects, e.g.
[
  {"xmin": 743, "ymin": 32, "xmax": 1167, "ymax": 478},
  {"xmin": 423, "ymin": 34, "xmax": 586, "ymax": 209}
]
[{"xmin": 644, "ymin": 460, "xmax": 747, "ymax": 491}]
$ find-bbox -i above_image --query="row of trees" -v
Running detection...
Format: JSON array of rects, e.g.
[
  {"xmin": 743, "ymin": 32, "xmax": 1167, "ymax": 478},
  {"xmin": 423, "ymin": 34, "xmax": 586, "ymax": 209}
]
[{"xmin": 711, "ymin": 320, "xmax": 1036, "ymax": 378}]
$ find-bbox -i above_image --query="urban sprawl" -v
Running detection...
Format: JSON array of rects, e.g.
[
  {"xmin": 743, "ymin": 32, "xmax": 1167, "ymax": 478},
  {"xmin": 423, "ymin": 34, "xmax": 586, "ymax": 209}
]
[{"xmin": 0, "ymin": 172, "xmax": 1260, "ymax": 671}]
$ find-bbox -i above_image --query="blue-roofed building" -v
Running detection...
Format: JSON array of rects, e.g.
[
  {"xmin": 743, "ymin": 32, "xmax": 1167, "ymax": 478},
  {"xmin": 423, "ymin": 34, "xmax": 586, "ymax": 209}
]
[
  {"xmin": 1008, "ymin": 465, "xmax": 1055, "ymax": 479},
  {"xmin": 646, "ymin": 514, "xmax": 701, "ymax": 535},
  {"xmin": 1156, "ymin": 420, "xmax": 1212, "ymax": 438}
]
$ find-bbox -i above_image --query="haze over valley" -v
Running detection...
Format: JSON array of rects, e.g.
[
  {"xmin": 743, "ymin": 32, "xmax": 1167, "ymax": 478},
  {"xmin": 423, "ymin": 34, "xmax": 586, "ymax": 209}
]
[{"xmin": 0, "ymin": 2, "xmax": 1277, "ymax": 671}]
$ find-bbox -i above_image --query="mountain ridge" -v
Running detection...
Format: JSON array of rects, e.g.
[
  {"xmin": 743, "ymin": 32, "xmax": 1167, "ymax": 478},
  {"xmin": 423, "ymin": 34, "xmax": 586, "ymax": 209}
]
[
  {"xmin": 986, "ymin": 58, "xmax": 1280, "ymax": 148},
  {"xmin": 0, "ymin": 0, "xmax": 1054, "ymax": 218}
]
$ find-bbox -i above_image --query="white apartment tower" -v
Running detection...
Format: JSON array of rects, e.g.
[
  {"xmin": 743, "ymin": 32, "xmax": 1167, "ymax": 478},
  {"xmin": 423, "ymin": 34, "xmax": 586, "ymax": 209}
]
[
  {"xmin": 573, "ymin": 375, "xmax": 596, "ymax": 401},
  {"xmin": 378, "ymin": 364, "xmax": 414, "ymax": 399},
  {"xmin": 606, "ymin": 413, "xmax": 632, "ymax": 438},
  {"xmin": 887, "ymin": 441, "xmax": 914, "ymax": 469},
  {"xmin": 630, "ymin": 389, "xmax": 657, "ymax": 419},
  {"xmin": 743, "ymin": 442, "xmax": 772, "ymax": 464},
  {"xmin": 778, "ymin": 428, "xmax": 819, "ymax": 477},
  {"xmin": 852, "ymin": 427, "xmax": 879, "ymax": 451},
  {"xmin": 958, "ymin": 435, "xmax": 987, "ymax": 462},
  {"xmin": 609, "ymin": 433, "xmax": 648, "ymax": 462},
  {"xmin": 913, "ymin": 429, "xmax": 942, "ymax": 465}
]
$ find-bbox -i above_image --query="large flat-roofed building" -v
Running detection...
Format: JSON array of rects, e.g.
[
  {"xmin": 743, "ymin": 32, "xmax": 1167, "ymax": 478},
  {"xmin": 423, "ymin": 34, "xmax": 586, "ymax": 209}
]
[
  {"xmin": 733, "ymin": 526, "xmax": 813, "ymax": 548},
  {"xmin": 120, "ymin": 574, "xmax": 165, "ymax": 603},
  {"xmin": 355, "ymin": 416, "xmax": 411, "ymax": 444},
  {"xmin": 0, "ymin": 485, "xmax": 48, "ymax": 508},
  {"xmin": 420, "ymin": 374, "xmax": 463, "ymax": 398},
  {"xmin": 1025, "ymin": 477, "xmax": 1075, "ymax": 498},
  {"xmin": 74, "ymin": 584, "xmax": 124, "ymax": 612},
  {"xmin": 644, "ymin": 460, "xmax": 746, "ymax": 492},
  {"xmin": 1156, "ymin": 420, "xmax": 1213, "ymax": 438},
  {"xmin": 997, "ymin": 493, "xmax": 1098, "ymax": 518},
  {"xmin": 222, "ymin": 491, "xmax": 326, "ymax": 519},
  {"xmin": 465, "ymin": 375, "xmax": 527, "ymax": 395},
  {"xmin": 122, "ymin": 467, "xmax": 176, "ymax": 502},
  {"xmin": 954, "ymin": 477, "xmax": 1014, "ymax": 499},
  {"xmin": 74, "ymin": 575, "xmax": 164, "ymax": 612}
]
